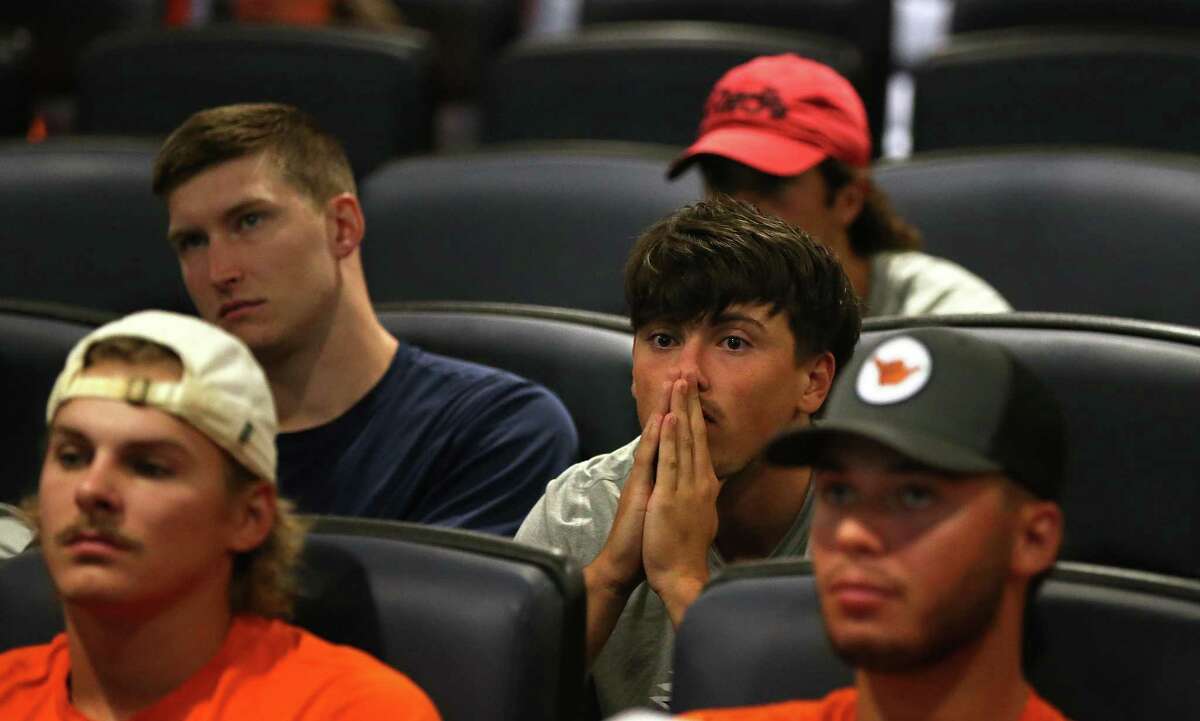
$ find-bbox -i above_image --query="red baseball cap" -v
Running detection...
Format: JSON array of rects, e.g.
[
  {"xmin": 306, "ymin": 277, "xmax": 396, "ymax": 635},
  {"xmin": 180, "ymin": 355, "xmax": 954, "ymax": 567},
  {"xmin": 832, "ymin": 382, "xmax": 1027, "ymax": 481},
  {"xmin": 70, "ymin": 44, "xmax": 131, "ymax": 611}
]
[{"xmin": 668, "ymin": 54, "xmax": 870, "ymax": 179}]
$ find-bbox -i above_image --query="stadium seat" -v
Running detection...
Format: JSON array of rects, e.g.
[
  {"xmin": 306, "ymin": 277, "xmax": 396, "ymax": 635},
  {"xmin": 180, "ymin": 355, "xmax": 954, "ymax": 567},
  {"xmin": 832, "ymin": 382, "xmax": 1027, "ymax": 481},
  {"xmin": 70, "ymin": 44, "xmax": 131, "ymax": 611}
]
[
  {"xmin": 377, "ymin": 302, "xmax": 638, "ymax": 461},
  {"xmin": 0, "ymin": 516, "xmax": 588, "ymax": 721},
  {"xmin": 482, "ymin": 22, "xmax": 864, "ymax": 147},
  {"xmin": 391, "ymin": 0, "xmax": 521, "ymax": 99},
  {"xmin": 0, "ymin": 137, "xmax": 186, "ymax": 314},
  {"xmin": 0, "ymin": 28, "xmax": 33, "ymax": 136},
  {"xmin": 857, "ymin": 314, "xmax": 1200, "ymax": 579},
  {"xmin": 872, "ymin": 148, "xmax": 1200, "ymax": 327},
  {"xmin": 579, "ymin": 0, "xmax": 891, "ymax": 149},
  {"xmin": 358, "ymin": 143, "xmax": 703, "ymax": 314},
  {"xmin": 910, "ymin": 31, "xmax": 1200, "ymax": 155},
  {"xmin": 0, "ymin": 303, "xmax": 100, "ymax": 504},
  {"xmin": 673, "ymin": 559, "xmax": 1200, "ymax": 720},
  {"xmin": 951, "ymin": 0, "xmax": 1200, "ymax": 33},
  {"xmin": 77, "ymin": 25, "xmax": 434, "ymax": 177}
]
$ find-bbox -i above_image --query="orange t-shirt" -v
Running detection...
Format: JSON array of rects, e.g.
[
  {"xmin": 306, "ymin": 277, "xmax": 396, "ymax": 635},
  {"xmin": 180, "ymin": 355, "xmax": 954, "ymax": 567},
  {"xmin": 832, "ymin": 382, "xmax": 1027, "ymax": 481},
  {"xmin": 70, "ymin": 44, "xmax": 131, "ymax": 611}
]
[
  {"xmin": 0, "ymin": 615, "xmax": 441, "ymax": 721},
  {"xmin": 683, "ymin": 687, "xmax": 1069, "ymax": 721}
]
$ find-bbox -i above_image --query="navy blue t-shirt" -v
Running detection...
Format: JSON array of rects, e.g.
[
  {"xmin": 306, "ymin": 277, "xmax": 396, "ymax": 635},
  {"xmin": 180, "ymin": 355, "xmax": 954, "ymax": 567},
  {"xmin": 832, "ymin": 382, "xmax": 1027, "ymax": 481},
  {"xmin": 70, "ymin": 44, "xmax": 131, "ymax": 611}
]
[{"xmin": 276, "ymin": 343, "xmax": 578, "ymax": 536}]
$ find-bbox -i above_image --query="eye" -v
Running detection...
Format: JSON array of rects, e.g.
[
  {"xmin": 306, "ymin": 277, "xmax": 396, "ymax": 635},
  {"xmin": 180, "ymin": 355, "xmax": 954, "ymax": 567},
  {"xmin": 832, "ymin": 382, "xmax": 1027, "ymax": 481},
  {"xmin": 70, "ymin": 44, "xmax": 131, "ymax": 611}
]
[
  {"xmin": 720, "ymin": 335, "xmax": 750, "ymax": 351},
  {"xmin": 896, "ymin": 484, "xmax": 937, "ymax": 510},
  {"xmin": 172, "ymin": 233, "xmax": 207, "ymax": 253},
  {"xmin": 237, "ymin": 211, "xmax": 263, "ymax": 230},
  {"xmin": 648, "ymin": 332, "xmax": 676, "ymax": 349},
  {"xmin": 52, "ymin": 442, "xmax": 90, "ymax": 470},
  {"xmin": 130, "ymin": 457, "xmax": 175, "ymax": 480},
  {"xmin": 818, "ymin": 480, "xmax": 856, "ymax": 507}
]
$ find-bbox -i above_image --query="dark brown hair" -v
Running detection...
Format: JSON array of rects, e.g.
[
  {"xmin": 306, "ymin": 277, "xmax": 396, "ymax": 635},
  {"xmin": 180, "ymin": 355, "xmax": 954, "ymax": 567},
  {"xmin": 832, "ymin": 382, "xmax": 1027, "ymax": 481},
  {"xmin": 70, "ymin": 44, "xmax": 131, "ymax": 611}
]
[
  {"xmin": 152, "ymin": 102, "xmax": 355, "ymax": 205},
  {"xmin": 698, "ymin": 156, "xmax": 923, "ymax": 257},
  {"xmin": 625, "ymin": 195, "xmax": 861, "ymax": 371}
]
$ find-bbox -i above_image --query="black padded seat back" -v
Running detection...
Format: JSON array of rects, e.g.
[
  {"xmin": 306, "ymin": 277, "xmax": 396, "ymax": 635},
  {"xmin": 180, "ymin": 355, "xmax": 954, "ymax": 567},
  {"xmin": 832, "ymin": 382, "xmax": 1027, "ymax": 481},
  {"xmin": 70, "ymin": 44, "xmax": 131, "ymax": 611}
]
[
  {"xmin": 859, "ymin": 314, "xmax": 1200, "ymax": 579},
  {"xmin": 77, "ymin": 25, "xmax": 434, "ymax": 177},
  {"xmin": 0, "ymin": 304, "xmax": 104, "ymax": 504},
  {"xmin": 0, "ymin": 138, "xmax": 188, "ymax": 314},
  {"xmin": 359, "ymin": 144, "xmax": 703, "ymax": 314},
  {"xmin": 872, "ymin": 149, "xmax": 1200, "ymax": 327},
  {"xmin": 673, "ymin": 559, "xmax": 1200, "ymax": 720},
  {"xmin": 911, "ymin": 31, "xmax": 1200, "ymax": 156},
  {"xmin": 951, "ymin": 0, "xmax": 1200, "ymax": 33},
  {"xmin": 377, "ymin": 303, "xmax": 638, "ymax": 461},
  {"xmin": 0, "ymin": 517, "xmax": 587, "ymax": 721},
  {"xmin": 579, "ymin": 0, "xmax": 891, "ymax": 149},
  {"xmin": 0, "ymin": 28, "xmax": 33, "ymax": 136},
  {"xmin": 483, "ymin": 22, "xmax": 864, "ymax": 147}
]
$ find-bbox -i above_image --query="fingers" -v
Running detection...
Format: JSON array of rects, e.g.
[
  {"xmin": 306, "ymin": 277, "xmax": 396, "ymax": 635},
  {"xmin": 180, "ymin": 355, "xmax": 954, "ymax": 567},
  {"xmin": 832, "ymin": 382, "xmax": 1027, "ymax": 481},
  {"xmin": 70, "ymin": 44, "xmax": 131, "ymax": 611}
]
[
  {"xmin": 629, "ymin": 412, "xmax": 662, "ymax": 492},
  {"xmin": 685, "ymin": 373, "xmax": 714, "ymax": 480}
]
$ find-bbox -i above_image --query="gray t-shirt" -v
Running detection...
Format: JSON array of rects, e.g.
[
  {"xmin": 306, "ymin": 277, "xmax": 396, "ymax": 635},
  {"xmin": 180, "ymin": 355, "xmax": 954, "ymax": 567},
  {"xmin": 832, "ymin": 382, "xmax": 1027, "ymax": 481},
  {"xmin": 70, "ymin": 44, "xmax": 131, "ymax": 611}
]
[
  {"xmin": 867, "ymin": 250, "xmax": 1011, "ymax": 317},
  {"xmin": 515, "ymin": 438, "xmax": 813, "ymax": 716}
]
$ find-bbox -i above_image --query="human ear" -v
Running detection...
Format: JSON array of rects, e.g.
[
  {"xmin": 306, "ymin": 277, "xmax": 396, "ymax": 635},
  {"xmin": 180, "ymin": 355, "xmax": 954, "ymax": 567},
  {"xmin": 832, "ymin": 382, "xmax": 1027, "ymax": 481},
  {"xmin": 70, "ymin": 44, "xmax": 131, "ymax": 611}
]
[
  {"xmin": 228, "ymin": 482, "xmax": 276, "ymax": 553},
  {"xmin": 1011, "ymin": 500, "xmax": 1063, "ymax": 578},
  {"xmin": 326, "ymin": 193, "xmax": 365, "ymax": 259},
  {"xmin": 796, "ymin": 351, "xmax": 836, "ymax": 416},
  {"xmin": 833, "ymin": 176, "xmax": 868, "ymax": 228}
]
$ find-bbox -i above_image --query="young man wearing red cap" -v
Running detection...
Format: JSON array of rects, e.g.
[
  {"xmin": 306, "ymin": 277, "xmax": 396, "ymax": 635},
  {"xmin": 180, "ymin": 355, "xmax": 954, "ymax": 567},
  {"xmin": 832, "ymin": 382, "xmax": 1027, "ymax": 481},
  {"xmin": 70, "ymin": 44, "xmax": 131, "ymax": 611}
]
[
  {"xmin": 669, "ymin": 54, "xmax": 1010, "ymax": 318},
  {"xmin": 517, "ymin": 197, "xmax": 861, "ymax": 716},
  {"xmin": 683, "ymin": 327, "xmax": 1068, "ymax": 721},
  {"xmin": 0, "ymin": 310, "xmax": 440, "ymax": 720}
]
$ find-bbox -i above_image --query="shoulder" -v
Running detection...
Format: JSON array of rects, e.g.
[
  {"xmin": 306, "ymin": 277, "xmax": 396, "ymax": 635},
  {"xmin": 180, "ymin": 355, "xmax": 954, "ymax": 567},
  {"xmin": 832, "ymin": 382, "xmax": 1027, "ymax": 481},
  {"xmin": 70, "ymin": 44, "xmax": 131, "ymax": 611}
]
[
  {"xmin": 0, "ymin": 636, "xmax": 67, "ymax": 704},
  {"xmin": 683, "ymin": 689, "xmax": 856, "ymax": 721},
  {"xmin": 514, "ymin": 438, "xmax": 639, "ymax": 555},
  {"xmin": 870, "ymin": 251, "xmax": 1011, "ymax": 316},
  {"xmin": 245, "ymin": 620, "xmax": 441, "ymax": 720},
  {"xmin": 1023, "ymin": 691, "xmax": 1072, "ymax": 721}
]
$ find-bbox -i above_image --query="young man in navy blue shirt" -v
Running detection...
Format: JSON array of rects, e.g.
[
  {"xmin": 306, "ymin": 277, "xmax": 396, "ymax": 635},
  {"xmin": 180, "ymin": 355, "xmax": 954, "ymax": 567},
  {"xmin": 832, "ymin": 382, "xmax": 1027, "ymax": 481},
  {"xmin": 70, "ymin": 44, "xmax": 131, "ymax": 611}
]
[{"xmin": 154, "ymin": 103, "xmax": 577, "ymax": 535}]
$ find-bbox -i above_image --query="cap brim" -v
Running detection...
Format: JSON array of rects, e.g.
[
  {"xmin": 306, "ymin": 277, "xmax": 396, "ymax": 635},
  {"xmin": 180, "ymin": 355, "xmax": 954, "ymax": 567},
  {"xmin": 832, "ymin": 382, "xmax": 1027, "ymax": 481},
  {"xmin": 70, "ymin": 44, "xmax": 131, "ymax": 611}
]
[
  {"xmin": 765, "ymin": 419, "xmax": 1003, "ymax": 475},
  {"xmin": 667, "ymin": 126, "xmax": 828, "ymax": 179}
]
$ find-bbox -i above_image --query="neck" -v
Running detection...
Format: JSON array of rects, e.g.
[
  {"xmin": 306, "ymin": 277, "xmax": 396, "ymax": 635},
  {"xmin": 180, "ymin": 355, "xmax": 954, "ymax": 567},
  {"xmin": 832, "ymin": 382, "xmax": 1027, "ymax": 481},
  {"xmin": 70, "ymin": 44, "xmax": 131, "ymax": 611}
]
[
  {"xmin": 263, "ymin": 284, "xmax": 398, "ymax": 433},
  {"xmin": 715, "ymin": 461, "xmax": 812, "ymax": 561},
  {"xmin": 63, "ymin": 577, "xmax": 234, "ymax": 721},
  {"xmin": 854, "ymin": 592, "xmax": 1031, "ymax": 721}
]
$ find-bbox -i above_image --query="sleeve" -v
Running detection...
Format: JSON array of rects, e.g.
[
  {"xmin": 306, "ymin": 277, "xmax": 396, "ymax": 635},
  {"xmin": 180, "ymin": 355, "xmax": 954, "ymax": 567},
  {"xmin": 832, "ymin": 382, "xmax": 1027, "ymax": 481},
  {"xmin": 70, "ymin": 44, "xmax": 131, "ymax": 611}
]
[
  {"xmin": 910, "ymin": 259, "xmax": 1012, "ymax": 315},
  {"xmin": 318, "ymin": 670, "xmax": 443, "ymax": 721},
  {"xmin": 409, "ymin": 373, "xmax": 580, "ymax": 536},
  {"xmin": 514, "ymin": 456, "xmax": 620, "ymax": 567}
]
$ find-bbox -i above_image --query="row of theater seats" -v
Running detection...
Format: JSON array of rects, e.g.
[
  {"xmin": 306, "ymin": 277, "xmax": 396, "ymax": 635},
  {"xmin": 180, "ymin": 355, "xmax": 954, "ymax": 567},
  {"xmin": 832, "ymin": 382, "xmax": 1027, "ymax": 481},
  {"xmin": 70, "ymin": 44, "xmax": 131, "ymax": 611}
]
[
  {"xmin": 6, "ymin": 13, "xmax": 1200, "ymax": 164},
  {"xmin": 5, "ymin": 301, "xmax": 1200, "ymax": 580},
  {"xmin": 5, "ymin": 524, "xmax": 1199, "ymax": 720},
  {"xmin": 3, "ymin": 139, "xmax": 1200, "ymax": 326}
]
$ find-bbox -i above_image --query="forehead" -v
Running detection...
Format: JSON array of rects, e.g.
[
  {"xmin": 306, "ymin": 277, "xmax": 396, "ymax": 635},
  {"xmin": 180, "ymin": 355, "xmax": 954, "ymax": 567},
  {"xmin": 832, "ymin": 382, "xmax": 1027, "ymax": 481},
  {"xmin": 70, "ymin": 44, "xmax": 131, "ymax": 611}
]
[
  {"xmin": 642, "ymin": 301, "xmax": 787, "ymax": 330},
  {"xmin": 166, "ymin": 152, "xmax": 294, "ymax": 211}
]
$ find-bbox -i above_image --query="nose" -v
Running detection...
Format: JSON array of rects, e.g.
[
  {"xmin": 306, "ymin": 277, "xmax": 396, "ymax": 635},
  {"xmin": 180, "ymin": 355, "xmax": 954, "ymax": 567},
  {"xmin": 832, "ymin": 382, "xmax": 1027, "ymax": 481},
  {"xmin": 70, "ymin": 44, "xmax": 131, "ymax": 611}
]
[
  {"xmin": 74, "ymin": 453, "xmax": 123, "ymax": 519},
  {"xmin": 831, "ymin": 513, "xmax": 886, "ymax": 557},
  {"xmin": 206, "ymin": 236, "xmax": 243, "ymax": 289},
  {"xmin": 672, "ymin": 337, "xmax": 711, "ymax": 392}
]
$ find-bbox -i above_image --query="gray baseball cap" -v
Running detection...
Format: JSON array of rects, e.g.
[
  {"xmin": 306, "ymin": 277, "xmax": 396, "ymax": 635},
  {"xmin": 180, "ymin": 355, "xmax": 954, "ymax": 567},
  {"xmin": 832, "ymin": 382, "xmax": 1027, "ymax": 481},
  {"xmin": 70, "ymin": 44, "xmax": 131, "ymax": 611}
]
[{"xmin": 767, "ymin": 327, "xmax": 1065, "ymax": 499}]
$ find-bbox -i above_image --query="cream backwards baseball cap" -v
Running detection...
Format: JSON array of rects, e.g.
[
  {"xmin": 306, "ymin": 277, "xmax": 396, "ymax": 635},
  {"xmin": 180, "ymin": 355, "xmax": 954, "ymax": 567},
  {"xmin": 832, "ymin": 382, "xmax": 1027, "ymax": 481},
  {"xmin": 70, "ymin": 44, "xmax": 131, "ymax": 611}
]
[{"xmin": 46, "ymin": 310, "xmax": 277, "ymax": 482}]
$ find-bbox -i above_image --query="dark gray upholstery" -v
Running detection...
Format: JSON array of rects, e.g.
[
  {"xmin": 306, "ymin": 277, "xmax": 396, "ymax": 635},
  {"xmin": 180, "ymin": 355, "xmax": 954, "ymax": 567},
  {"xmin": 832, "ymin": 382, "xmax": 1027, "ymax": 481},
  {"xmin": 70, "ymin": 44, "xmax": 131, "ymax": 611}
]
[
  {"xmin": 872, "ymin": 149, "xmax": 1200, "ymax": 327},
  {"xmin": 579, "ymin": 0, "xmax": 891, "ymax": 147},
  {"xmin": 859, "ymin": 314, "xmax": 1200, "ymax": 579},
  {"xmin": 0, "ymin": 138, "xmax": 188, "ymax": 314},
  {"xmin": 482, "ymin": 22, "xmax": 864, "ymax": 147},
  {"xmin": 951, "ymin": 0, "xmax": 1200, "ymax": 32},
  {"xmin": 0, "ymin": 303, "xmax": 106, "ymax": 504},
  {"xmin": 0, "ymin": 29, "xmax": 33, "ymax": 136},
  {"xmin": 377, "ymin": 303, "xmax": 638, "ymax": 461},
  {"xmin": 911, "ymin": 32, "xmax": 1200, "ymax": 156},
  {"xmin": 391, "ymin": 0, "xmax": 521, "ymax": 99},
  {"xmin": 673, "ymin": 559, "xmax": 1200, "ymax": 720},
  {"xmin": 359, "ymin": 144, "xmax": 703, "ymax": 314},
  {"xmin": 77, "ymin": 25, "xmax": 434, "ymax": 177},
  {"xmin": 0, "ymin": 517, "xmax": 587, "ymax": 721}
]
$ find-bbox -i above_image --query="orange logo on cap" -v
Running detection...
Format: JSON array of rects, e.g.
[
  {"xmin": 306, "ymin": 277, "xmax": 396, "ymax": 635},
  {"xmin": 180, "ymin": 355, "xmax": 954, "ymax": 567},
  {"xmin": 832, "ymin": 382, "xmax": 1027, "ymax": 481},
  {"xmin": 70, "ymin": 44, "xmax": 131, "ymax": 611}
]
[{"xmin": 874, "ymin": 357, "xmax": 920, "ymax": 386}]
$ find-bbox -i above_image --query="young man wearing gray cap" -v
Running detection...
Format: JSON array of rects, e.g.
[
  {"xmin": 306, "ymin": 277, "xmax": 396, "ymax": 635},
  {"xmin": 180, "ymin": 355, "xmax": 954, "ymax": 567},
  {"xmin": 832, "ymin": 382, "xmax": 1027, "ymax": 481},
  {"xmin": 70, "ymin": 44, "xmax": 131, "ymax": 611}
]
[
  {"xmin": 517, "ymin": 197, "xmax": 862, "ymax": 716},
  {"xmin": 684, "ymin": 327, "xmax": 1068, "ymax": 721},
  {"xmin": 0, "ymin": 311, "xmax": 440, "ymax": 720},
  {"xmin": 153, "ymin": 103, "xmax": 576, "ymax": 535},
  {"xmin": 669, "ymin": 54, "xmax": 1010, "ymax": 318}
]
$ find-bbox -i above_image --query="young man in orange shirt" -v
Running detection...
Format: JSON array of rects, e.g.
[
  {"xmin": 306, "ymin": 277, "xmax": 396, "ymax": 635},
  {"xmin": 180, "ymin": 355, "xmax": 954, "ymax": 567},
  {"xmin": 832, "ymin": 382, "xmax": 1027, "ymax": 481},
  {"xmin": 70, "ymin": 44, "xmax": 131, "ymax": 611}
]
[
  {"xmin": 684, "ymin": 328, "xmax": 1069, "ymax": 721},
  {"xmin": 0, "ymin": 310, "xmax": 440, "ymax": 720}
]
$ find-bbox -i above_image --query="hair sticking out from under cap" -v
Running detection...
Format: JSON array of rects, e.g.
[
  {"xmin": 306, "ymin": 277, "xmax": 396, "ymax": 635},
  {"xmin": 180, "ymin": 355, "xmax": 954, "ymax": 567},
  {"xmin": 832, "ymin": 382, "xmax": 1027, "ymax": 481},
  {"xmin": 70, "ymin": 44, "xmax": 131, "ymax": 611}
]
[
  {"xmin": 624, "ymin": 195, "xmax": 861, "ymax": 371},
  {"xmin": 152, "ymin": 102, "xmax": 356, "ymax": 205}
]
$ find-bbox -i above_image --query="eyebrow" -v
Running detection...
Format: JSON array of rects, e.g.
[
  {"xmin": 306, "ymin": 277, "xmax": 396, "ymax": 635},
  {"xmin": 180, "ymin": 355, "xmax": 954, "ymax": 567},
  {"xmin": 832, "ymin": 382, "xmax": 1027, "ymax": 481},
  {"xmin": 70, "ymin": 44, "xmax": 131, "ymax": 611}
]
[
  {"xmin": 709, "ymin": 311, "xmax": 768, "ymax": 331},
  {"xmin": 49, "ymin": 424, "xmax": 191, "ymax": 457}
]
